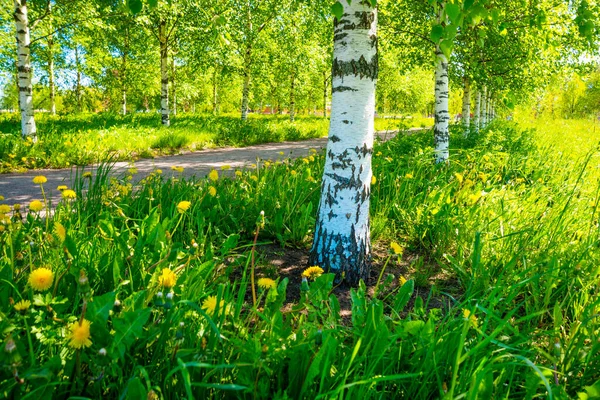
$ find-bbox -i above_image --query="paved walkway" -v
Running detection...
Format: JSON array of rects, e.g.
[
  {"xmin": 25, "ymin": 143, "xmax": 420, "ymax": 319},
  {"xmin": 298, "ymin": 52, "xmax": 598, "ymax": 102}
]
[{"xmin": 0, "ymin": 128, "xmax": 422, "ymax": 206}]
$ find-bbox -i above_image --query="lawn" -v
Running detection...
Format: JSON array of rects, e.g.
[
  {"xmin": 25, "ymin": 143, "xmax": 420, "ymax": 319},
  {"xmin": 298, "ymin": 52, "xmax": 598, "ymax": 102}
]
[{"xmin": 0, "ymin": 117, "xmax": 599, "ymax": 398}]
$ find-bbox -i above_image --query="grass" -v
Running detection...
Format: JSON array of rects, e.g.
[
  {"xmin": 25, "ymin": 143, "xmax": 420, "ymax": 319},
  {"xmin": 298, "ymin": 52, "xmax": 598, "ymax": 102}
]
[
  {"xmin": 0, "ymin": 112, "xmax": 431, "ymax": 173},
  {"xmin": 0, "ymin": 117, "xmax": 599, "ymax": 398}
]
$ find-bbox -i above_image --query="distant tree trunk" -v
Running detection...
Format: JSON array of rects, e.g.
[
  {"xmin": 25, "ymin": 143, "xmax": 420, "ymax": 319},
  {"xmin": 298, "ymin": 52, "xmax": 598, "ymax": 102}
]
[
  {"xmin": 159, "ymin": 19, "xmax": 170, "ymax": 126},
  {"xmin": 309, "ymin": 1, "xmax": 377, "ymax": 285},
  {"xmin": 122, "ymin": 25, "xmax": 129, "ymax": 115},
  {"xmin": 461, "ymin": 77, "xmax": 470, "ymax": 137},
  {"xmin": 212, "ymin": 66, "xmax": 219, "ymax": 115},
  {"xmin": 75, "ymin": 45, "xmax": 82, "ymax": 112},
  {"xmin": 240, "ymin": 44, "xmax": 251, "ymax": 121},
  {"xmin": 48, "ymin": 36, "xmax": 56, "ymax": 115},
  {"xmin": 14, "ymin": 0, "xmax": 36, "ymax": 139},
  {"xmin": 474, "ymin": 90, "xmax": 481, "ymax": 132},
  {"xmin": 171, "ymin": 55, "xmax": 177, "ymax": 116},
  {"xmin": 289, "ymin": 74, "xmax": 295, "ymax": 122},
  {"xmin": 481, "ymin": 86, "xmax": 488, "ymax": 128},
  {"xmin": 433, "ymin": 45, "xmax": 450, "ymax": 163}
]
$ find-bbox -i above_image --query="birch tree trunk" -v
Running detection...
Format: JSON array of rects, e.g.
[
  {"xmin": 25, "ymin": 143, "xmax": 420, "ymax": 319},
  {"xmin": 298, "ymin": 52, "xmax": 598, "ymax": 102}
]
[
  {"xmin": 171, "ymin": 56, "xmax": 177, "ymax": 116},
  {"xmin": 481, "ymin": 86, "xmax": 488, "ymax": 128},
  {"xmin": 309, "ymin": 1, "xmax": 377, "ymax": 285},
  {"xmin": 121, "ymin": 26, "xmax": 129, "ymax": 115},
  {"xmin": 240, "ymin": 45, "xmax": 251, "ymax": 121},
  {"xmin": 433, "ymin": 46, "xmax": 450, "ymax": 163},
  {"xmin": 474, "ymin": 90, "xmax": 481, "ymax": 133},
  {"xmin": 159, "ymin": 20, "xmax": 170, "ymax": 126},
  {"xmin": 289, "ymin": 74, "xmax": 295, "ymax": 122},
  {"xmin": 14, "ymin": 0, "xmax": 36, "ymax": 139},
  {"xmin": 48, "ymin": 36, "xmax": 56, "ymax": 115},
  {"xmin": 461, "ymin": 77, "xmax": 471, "ymax": 137},
  {"xmin": 75, "ymin": 45, "xmax": 82, "ymax": 112}
]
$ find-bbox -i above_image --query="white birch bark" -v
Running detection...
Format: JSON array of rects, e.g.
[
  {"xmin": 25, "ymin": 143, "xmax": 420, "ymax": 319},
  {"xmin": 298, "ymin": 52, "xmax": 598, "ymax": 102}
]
[
  {"xmin": 159, "ymin": 20, "xmax": 170, "ymax": 126},
  {"xmin": 433, "ymin": 46, "xmax": 450, "ymax": 163},
  {"xmin": 48, "ymin": 39, "xmax": 56, "ymax": 115},
  {"xmin": 461, "ymin": 77, "xmax": 471, "ymax": 137},
  {"xmin": 474, "ymin": 90, "xmax": 481, "ymax": 133},
  {"xmin": 14, "ymin": 0, "xmax": 36, "ymax": 139},
  {"xmin": 122, "ymin": 91, "xmax": 127, "ymax": 115},
  {"xmin": 240, "ymin": 45, "xmax": 251, "ymax": 121},
  {"xmin": 171, "ymin": 56, "xmax": 177, "ymax": 116},
  {"xmin": 481, "ymin": 86, "xmax": 488, "ymax": 128},
  {"xmin": 310, "ymin": 1, "xmax": 377, "ymax": 284},
  {"xmin": 289, "ymin": 74, "xmax": 295, "ymax": 122}
]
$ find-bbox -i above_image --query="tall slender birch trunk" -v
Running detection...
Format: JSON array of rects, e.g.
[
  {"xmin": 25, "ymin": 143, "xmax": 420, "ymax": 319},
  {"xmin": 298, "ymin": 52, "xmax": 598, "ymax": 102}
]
[
  {"xmin": 481, "ymin": 86, "xmax": 488, "ymax": 128},
  {"xmin": 309, "ymin": 1, "xmax": 377, "ymax": 285},
  {"xmin": 433, "ymin": 46, "xmax": 450, "ymax": 163},
  {"xmin": 121, "ymin": 25, "xmax": 129, "ymax": 115},
  {"xmin": 240, "ymin": 44, "xmax": 251, "ymax": 121},
  {"xmin": 289, "ymin": 74, "xmax": 295, "ymax": 122},
  {"xmin": 474, "ymin": 90, "xmax": 481, "ymax": 133},
  {"xmin": 462, "ymin": 77, "xmax": 471, "ymax": 137},
  {"xmin": 48, "ymin": 36, "xmax": 56, "ymax": 115},
  {"xmin": 14, "ymin": 0, "xmax": 36, "ymax": 139},
  {"xmin": 212, "ymin": 67, "xmax": 219, "ymax": 115},
  {"xmin": 171, "ymin": 56, "xmax": 177, "ymax": 116},
  {"xmin": 159, "ymin": 20, "xmax": 170, "ymax": 126},
  {"xmin": 75, "ymin": 45, "xmax": 82, "ymax": 112}
]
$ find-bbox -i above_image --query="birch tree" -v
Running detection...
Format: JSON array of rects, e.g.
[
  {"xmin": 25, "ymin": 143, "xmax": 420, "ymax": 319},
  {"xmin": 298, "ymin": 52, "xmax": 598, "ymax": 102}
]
[
  {"xmin": 14, "ymin": 0, "xmax": 36, "ymax": 139},
  {"xmin": 310, "ymin": 0, "xmax": 377, "ymax": 285}
]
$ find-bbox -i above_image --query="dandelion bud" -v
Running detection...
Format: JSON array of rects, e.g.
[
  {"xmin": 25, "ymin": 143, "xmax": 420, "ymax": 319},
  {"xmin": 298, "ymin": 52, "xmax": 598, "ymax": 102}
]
[
  {"xmin": 114, "ymin": 299, "xmax": 121, "ymax": 308},
  {"xmin": 260, "ymin": 210, "xmax": 265, "ymax": 217},
  {"xmin": 166, "ymin": 292, "xmax": 174, "ymax": 300},
  {"xmin": 179, "ymin": 322, "xmax": 185, "ymax": 328},
  {"xmin": 156, "ymin": 292, "xmax": 163, "ymax": 298},
  {"xmin": 4, "ymin": 338, "xmax": 16, "ymax": 354},
  {"xmin": 98, "ymin": 348, "xmax": 107, "ymax": 356}
]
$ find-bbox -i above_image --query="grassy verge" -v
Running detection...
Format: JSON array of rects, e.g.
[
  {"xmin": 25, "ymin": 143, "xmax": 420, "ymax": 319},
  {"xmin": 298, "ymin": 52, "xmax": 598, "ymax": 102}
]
[{"xmin": 0, "ymin": 119, "xmax": 599, "ymax": 398}]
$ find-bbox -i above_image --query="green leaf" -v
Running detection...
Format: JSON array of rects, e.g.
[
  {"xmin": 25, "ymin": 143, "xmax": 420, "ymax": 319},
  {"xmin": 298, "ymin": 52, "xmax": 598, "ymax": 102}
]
[
  {"xmin": 147, "ymin": 0, "xmax": 158, "ymax": 8},
  {"xmin": 445, "ymin": 3, "xmax": 461, "ymax": 24},
  {"xmin": 87, "ymin": 292, "xmax": 116, "ymax": 326},
  {"xmin": 439, "ymin": 40, "xmax": 453, "ymax": 58},
  {"xmin": 126, "ymin": 377, "xmax": 147, "ymax": 400},
  {"xmin": 491, "ymin": 9, "xmax": 500, "ymax": 25},
  {"xmin": 463, "ymin": 0, "xmax": 475, "ymax": 10},
  {"xmin": 393, "ymin": 280, "xmax": 414, "ymax": 312},
  {"xmin": 405, "ymin": 320, "xmax": 425, "ymax": 335},
  {"xmin": 430, "ymin": 24, "xmax": 444, "ymax": 43},
  {"xmin": 332, "ymin": 2, "xmax": 344, "ymax": 21},
  {"xmin": 112, "ymin": 308, "xmax": 152, "ymax": 359},
  {"xmin": 127, "ymin": 0, "xmax": 143, "ymax": 14}
]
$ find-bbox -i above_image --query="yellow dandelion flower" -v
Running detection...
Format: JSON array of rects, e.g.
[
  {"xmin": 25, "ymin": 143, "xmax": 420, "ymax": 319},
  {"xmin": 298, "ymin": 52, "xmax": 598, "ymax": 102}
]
[
  {"xmin": 13, "ymin": 204, "xmax": 20, "ymax": 211},
  {"xmin": 171, "ymin": 166, "xmax": 184, "ymax": 173},
  {"xmin": 32, "ymin": 176, "xmax": 47, "ymax": 184},
  {"xmin": 235, "ymin": 170, "xmax": 242, "ymax": 177},
  {"xmin": 208, "ymin": 170, "xmax": 219, "ymax": 182},
  {"xmin": 28, "ymin": 267, "xmax": 54, "ymax": 291},
  {"xmin": 308, "ymin": 156, "xmax": 315, "ymax": 162},
  {"xmin": 264, "ymin": 161, "xmax": 271, "ymax": 168},
  {"xmin": 156, "ymin": 169, "xmax": 163, "ymax": 175},
  {"xmin": 462, "ymin": 309, "xmax": 478, "ymax": 328},
  {"xmin": 0, "ymin": 195, "xmax": 4, "ymax": 200},
  {"xmin": 404, "ymin": 173, "xmax": 413, "ymax": 179},
  {"xmin": 309, "ymin": 148, "xmax": 317, "ymax": 154},
  {"xmin": 54, "ymin": 222, "xmax": 66, "ymax": 242},
  {"xmin": 0, "ymin": 204, "xmax": 11, "ymax": 214},
  {"xmin": 376, "ymin": 151, "xmax": 382, "ymax": 156},
  {"xmin": 57, "ymin": 185, "xmax": 68, "ymax": 191},
  {"xmin": 454, "ymin": 173, "xmax": 463, "ymax": 184},
  {"xmin": 390, "ymin": 242, "xmax": 403, "ymax": 255},
  {"xmin": 398, "ymin": 276, "xmax": 407, "ymax": 286},
  {"xmin": 201, "ymin": 295, "xmax": 227, "ymax": 315},
  {"xmin": 82, "ymin": 172, "xmax": 92, "ymax": 178},
  {"xmin": 302, "ymin": 266, "xmax": 324, "ymax": 280},
  {"xmin": 177, "ymin": 201, "xmax": 191, "ymax": 213},
  {"xmin": 67, "ymin": 319, "xmax": 93, "ymax": 349},
  {"xmin": 62, "ymin": 190, "xmax": 77, "ymax": 199},
  {"xmin": 29, "ymin": 200, "xmax": 44, "ymax": 212},
  {"xmin": 208, "ymin": 186, "xmax": 217, "ymax": 196},
  {"xmin": 290, "ymin": 170, "xmax": 297, "ymax": 176},
  {"xmin": 250, "ymin": 175, "xmax": 258, "ymax": 182},
  {"xmin": 128, "ymin": 168, "xmax": 138, "ymax": 175},
  {"xmin": 279, "ymin": 151, "xmax": 285, "ymax": 156},
  {"xmin": 220, "ymin": 165, "xmax": 231, "ymax": 171},
  {"xmin": 371, "ymin": 175, "xmax": 377, "ymax": 185},
  {"xmin": 251, "ymin": 164, "xmax": 257, "ymax": 169},
  {"xmin": 14, "ymin": 299, "xmax": 31, "ymax": 313},
  {"xmin": 158, "ymin": 268, "xmax": 177, "ymax": 288},
  {"xmin": 257, "ymin": 278, "xmax": 276, "ymax": 290}
]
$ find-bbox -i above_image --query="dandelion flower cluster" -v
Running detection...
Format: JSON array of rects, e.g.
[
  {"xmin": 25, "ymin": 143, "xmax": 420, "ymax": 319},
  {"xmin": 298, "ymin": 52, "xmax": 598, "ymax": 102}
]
[
  {"xmin": 302, "ymin": 266, "xmax": 324, "ymax": 280},
  {"xmin": 390, "ymin": 242, "xmax": 403, "ymax": 255},
  {"xmin": 171, "ymin": 166, "xmax": 184, "ymax": 173},
  {"xmin": 208, "ymin": 186, "xmax": 217, "ymax": 197},
  {"xmin": 28, "ymin": 267, "xmax": 54, "ymax": 291},
  {"xmin": 14, "ymin": 299, "xmax": 31, "ymax": 313},
  {"xmin": 67, "ymin": 319, "xmax": 93, "ymax": 349},
  {"xmin": 462, "ymin": 309, "xmax": 478, "ymax": 328},
  {"xmin": 62, "ymin": 190, "xmax": 77, "ymax": 199},
  {"xmin": 32, "ymin": 176, "xmax": 47, "ymax": 184},
  {"xmin": 201, "ymin": 295, "xmax": 227, "ymax": 315},
  {"xmin": 29, "ymin": 200, "xmax": 44, "ymax": 212},
  {"xmin": 0, "ymin": 204, "xmax": 11, "ymax": 214},
  {"xmin": 158, "ymin": 268, "xmax": 177, "ymax": 288},
  {"xmin": 208, "ymin": 170, "xmax": 219, "ymax": 182},
  {"xmin": 235, "ymin": 170, "xmax": 242, "ymax": 177},
  {"xmin": 257, "ymin": 278, "xmax": 276, "ymax": 290},
  {"xmin": 177, "ymin": 201, "xmax": 191, "ymax": 213}
]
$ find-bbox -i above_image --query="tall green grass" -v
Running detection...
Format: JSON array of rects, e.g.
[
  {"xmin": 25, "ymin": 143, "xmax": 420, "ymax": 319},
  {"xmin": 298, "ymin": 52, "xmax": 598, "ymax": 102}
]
[{"xmin": 1, "ymin": 118, "xmax": 599, "ymax": 398}]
